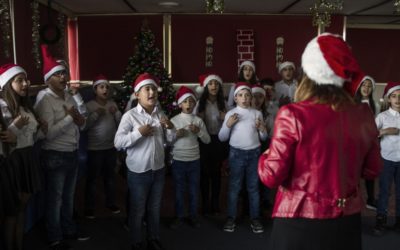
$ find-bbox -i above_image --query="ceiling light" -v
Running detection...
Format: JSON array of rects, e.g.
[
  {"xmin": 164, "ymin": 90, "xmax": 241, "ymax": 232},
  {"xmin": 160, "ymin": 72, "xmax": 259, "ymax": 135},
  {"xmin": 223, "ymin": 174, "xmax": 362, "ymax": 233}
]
[{"xmin": 158, "ymin": 2, "xmax": 179, "ymax": 8}]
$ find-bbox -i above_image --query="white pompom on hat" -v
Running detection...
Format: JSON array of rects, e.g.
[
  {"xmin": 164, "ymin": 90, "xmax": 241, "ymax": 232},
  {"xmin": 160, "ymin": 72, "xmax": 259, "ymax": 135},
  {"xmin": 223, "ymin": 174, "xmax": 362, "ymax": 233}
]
[
  {"xmin": 41, "ymin": 44, "xmax": 66, "ymax": 82},
  {"xmin": 92, "ymin": 74, "xmax": 109, "ymax": 89},
  {"xmin": 278, "ymin": 61, "xmax": 295, "ymax": 73},
  {"xmin": 132, "ymin": 73, "xmax": 162, "ymax": 93},
  {"xmin": 175, "ymin": 86, "xmax": 196, "ymax": 105},
  {"xmin": 301, "ymin": 33, "xmax": 362, "ymax": 89},
  {"xmin": 196, "ymin": 73, "xmax": 223, "ymax": 95},
  {"xmin": 238, "ymin": 60, "xmax": 256, "ymax": 75},
  {"xmin": 233, "ymin": 82, "xmax": 252, "ymax": 96},
  {"xmin": 0, "ymin": 63, "xmax": 26, "ymax": 89}
]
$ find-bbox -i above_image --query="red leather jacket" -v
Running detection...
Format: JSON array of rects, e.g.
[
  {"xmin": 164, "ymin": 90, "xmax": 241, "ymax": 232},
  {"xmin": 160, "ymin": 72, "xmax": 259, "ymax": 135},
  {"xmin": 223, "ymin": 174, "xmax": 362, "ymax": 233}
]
[{"xmin": 258, "ymin": 100, "xmax": 382, "ymax": 219}]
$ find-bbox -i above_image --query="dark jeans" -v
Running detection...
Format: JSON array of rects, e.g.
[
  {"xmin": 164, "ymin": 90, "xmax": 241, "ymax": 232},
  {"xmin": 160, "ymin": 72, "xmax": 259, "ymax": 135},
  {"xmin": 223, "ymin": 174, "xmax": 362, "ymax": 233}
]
[
  {"xmin": 227, "ymin": 146, "xmax": 261, "ymax": 220},
  {"xmin": 84, "ymin": 148, "xmax": 117, "ymax": 210},
  {"xmin": 171, "ymin": 159, "xmax": 200, "ymax": 218},
  {"xmin": 42, "ymin": 150, "xmax": 78, "ymax": 242},
  {"xmin": 377, "ymin": 158, "xmax": 400, "ymax": 217},
  {"xmin": 200, "ymin": 135, "xmax": 226, "ymax": 214},
  {"xmin": 127, "ymin": 168, "xmax": 165, "ymax": 244}
]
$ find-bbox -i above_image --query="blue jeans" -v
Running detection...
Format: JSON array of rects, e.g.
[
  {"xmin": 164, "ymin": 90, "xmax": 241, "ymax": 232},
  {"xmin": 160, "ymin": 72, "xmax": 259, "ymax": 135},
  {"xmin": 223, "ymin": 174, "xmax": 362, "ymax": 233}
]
[
  {"xmin": 171, "ymin": 159, "xmax": 200, "ymax": 218},
  {"xmin": 377, "ymin": 158, "xmax": 400, "ymax": 217},
  {"xmin": 42, "ymin": 150, "xmax": 78, "ymax": 242},
  {"xmin": 84, "ymin": 148, "xmax": 117, "ymax": 210},
  {"xmin": 127, "ymin": 168, "xmax": 165, "ymax": 244},
  {"xmin": 227, "ymin": 146, "xmax": 261, "ymax": 220}
]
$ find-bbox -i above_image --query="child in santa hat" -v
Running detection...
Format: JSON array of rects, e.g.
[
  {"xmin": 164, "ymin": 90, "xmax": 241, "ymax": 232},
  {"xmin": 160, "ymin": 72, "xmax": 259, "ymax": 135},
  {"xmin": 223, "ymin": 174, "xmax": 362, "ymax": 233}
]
[
  {"xmin": 227, "ymin": 60, "xmax": 258, "ymax": 110},
  {"xmin": 169, "ymin": 86, "xmax": 210, "ymax": 229},
  {"xmin": 34, "ymin": 45, "xmax": 89, "ymax": 249},
  {"xmin": 219, "ymin": 82, "xmax": 267, "ymax": 234},
  {"xmin": 194, "ymin": 73, "xmax": 227, "ymax": 216},
  {"xmin": 0, "ymin": 63, "xmax": 47, "ymax": 250},
  {"xmin": 374, "ymin": 82, "xmax": 400, "ymax": 236},
  {"xmin": 114, "ymin": 72, "xmax": 175, "ymax": 250},
  {"xmin": 83, "ymin": 75, "xmax": 122, "ymax": 219},
  {"xmin": 274, "ymin": 61, "xmax": 297, "ymax": 107}
]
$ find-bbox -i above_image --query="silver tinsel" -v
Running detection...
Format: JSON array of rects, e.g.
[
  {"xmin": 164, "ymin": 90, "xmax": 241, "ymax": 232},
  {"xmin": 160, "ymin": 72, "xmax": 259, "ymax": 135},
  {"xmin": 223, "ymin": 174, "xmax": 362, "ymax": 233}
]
[
  {"xmin": 310, "ymin": 0, "xmax": 343, "ymax": 28},
  {"xmin": 57, "ymin": 12, "xmax": 66, "ymax": 56},
  {"xmin": 0, "ymin": 0, "xmax": 11, "ymax": 58},
  {"xmin": 31, "ymin": 0, "xmax": 41, "ymax": 69}
]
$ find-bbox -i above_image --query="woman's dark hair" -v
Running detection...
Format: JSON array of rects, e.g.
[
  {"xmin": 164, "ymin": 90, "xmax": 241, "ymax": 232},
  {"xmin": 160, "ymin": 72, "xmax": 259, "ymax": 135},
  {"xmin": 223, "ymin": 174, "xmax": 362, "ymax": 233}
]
[
  {"xmin": 198, "ymin": 83, "xmax": 226, "ymax": 113},
  {"xmin": 238, "ymin": 68, "xmax": 257, "ymax": 85},
  {"xmin": 354, "ymin": 87, "xmax": 376, "ymax": 114}
]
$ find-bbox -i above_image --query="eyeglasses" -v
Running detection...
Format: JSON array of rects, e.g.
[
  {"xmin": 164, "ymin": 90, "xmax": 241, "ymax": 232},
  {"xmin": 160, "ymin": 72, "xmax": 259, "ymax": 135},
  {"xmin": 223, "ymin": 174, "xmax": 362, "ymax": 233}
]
[{"xmin": 53, "ymin": 70, "xmax": 69, "ymax": 77}]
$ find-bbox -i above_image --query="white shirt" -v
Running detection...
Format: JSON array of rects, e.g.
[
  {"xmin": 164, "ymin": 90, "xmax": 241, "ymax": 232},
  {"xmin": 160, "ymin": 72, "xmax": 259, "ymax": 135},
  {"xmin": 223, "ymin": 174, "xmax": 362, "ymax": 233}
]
[
  {"xmin": 114, "ymin": 103, "xmax": 175, "ymax": 173},
  {"xmin": 0, "ymin": 99, "xmax": 44, "ymax": 149},
  {"xmin": 376, "ymin": 108, "xmax": 400, "ymax": 162},
  {"xmin": 34, "ymin": 88, "xmax": 83, "ymax": 152},
  {"xmin": 219, "ymin": 106, "xmax": 267, "ymax": 150},
  {"xmin": 194, "ymin": 100, "xmax": 225, "ymax": 135},
  {"xmin": 274, "ymin": 79, "xmax": 297, "ymax": 102},
  {"xmin": 86, "ymin": 99, "xmax": 122, "ymax": 150},
  {"xmin": 171, "ymin": 113, "xmax": 210, "ymax": 161}
]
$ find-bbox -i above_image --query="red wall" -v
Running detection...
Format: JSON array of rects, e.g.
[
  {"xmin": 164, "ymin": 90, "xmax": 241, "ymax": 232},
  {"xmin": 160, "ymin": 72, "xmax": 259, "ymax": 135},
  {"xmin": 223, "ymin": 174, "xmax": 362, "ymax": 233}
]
[
  {"xmin": 347, "ymin": 28, "xmax": 400, "ymax": 82},
  {"xmin": 77, "ymin": 15, "xmax": 163, "ymax": 81},
  {"xmin": 171, "ymin": 15, "xmax": 343, "ymax": 83}
]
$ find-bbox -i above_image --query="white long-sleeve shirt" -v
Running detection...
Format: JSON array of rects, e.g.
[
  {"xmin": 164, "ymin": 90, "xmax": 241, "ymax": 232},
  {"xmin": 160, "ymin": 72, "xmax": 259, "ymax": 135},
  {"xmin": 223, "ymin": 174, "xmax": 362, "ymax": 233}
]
[
  {"xmin": 274, "ymin": 79, "xmax": 297, "ymax": 102},
  {"xmin": 170, "ymin": 113, "xmax": 210, "ymax": 161},
  {"xmin": 376, "ymin": 107, "xmax": 400, "ymax": 162},
  {"xmin": 0, "ymin": 99, "xmax": 44, "ymax": 149},
  {"xmin": 34, "ymin": 88, "xmax": 84, "ymax": 152},
  {"xmin": 218, "ymin": 106, "xmax": 267, "ymax": 150},
  {"xmin": 114, "ymin": 103, "xmax": 175, "ymax": 173},
  {"xmin": 86, "ymin": 99, "xmax": 122, "ymax": 150},
  {"xmin": 193, "ymin": 100, "xmax": 226, "ymax": 135}
]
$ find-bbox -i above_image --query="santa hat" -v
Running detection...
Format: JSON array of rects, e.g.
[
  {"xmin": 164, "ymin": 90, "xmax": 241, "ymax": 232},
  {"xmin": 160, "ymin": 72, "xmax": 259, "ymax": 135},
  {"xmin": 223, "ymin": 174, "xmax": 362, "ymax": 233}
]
[
  {"xmin": 0, "ymin": 63, "xmax": 26, "ymax": 89},
  {"xmin": 93, "ymin": 74, "xmax": 109, "ymax": 88},
  {"xmin": 348, "ymin": 73, "xmax": 376, "ymax": 97},
  {"xmin": 132, "ymin": 73, "xmax": 162, "ymax": 92},
  {"xmin": 196, "ymin": 73, "xmax": 222, "ymax": 94},
  {"xmin": 301, "ymin": 33, "xmax": 361, "ymax": 88},
  {"xmin": 383, "ymin": 82, "xmax": 400, "ymax": 98},
  {"xmin": 238, "ymin": 60, "xmax": 256, "ymax": 75},
  {"xmin": 41, "ymin": 44, "xmax": 66, "ymax": 82},
  {"xmin": 278, "ymin": 61, "xmax": 295, "ymax": 73},
  {"xmin": 175, "ymin": 86, "xmax": 196, "ymax": 105},
  {"xmin": 251, "ymin": 84, "xmax": 266, "ymax": 96},
  {"xmin": 234, "ymin": 82, "xmax": 252, "ymax": 96}
]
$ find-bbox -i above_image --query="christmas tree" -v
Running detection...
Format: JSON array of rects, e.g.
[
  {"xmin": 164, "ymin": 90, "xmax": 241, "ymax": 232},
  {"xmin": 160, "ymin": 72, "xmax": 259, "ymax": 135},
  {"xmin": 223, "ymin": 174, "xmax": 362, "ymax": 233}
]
[{"xmin": 115, "ymin": 20, "xmax": 177, "ymax": 117}]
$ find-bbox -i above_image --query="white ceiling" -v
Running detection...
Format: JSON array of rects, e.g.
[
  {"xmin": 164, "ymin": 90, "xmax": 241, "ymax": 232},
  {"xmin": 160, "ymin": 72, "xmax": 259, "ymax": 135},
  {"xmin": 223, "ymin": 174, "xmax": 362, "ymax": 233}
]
[{"xmin": 50, "ymin": 0, "xmax": 400, "ymax": 25}]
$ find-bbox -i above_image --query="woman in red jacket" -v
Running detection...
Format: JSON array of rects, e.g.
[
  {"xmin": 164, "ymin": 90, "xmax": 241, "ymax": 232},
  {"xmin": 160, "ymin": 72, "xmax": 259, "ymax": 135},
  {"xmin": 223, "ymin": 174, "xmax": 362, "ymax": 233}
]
[{"xmin": 258, "ymin": 33, "xmax": 382, "ymax": 250}]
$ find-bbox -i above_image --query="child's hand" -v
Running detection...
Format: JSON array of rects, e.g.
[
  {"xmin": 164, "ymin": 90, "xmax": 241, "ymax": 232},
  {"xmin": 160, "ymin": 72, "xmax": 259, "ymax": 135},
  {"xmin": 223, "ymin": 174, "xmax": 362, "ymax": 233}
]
[
  {"xmin": 139, "ymin": 124, "xmax": 154, "ymax": 136},
  {"xmin": 38, "ymin": 118, "xmax": 48, "ymax": 135},
  {"xmin": 96, "ymin": 107, "xmax": 106, "ymax": 116},
  {"xmin": 255, "ymin": 118, "xmax": 266, "ymax": 132},
  {"xmin": 176, "ymin": 128, "xmax": 186, "ymax": 138},
  {"xmin": 0, "ymin": 129, "xmax": 16, "ymax": 143},
  {"xmin": 219, "ymin": 111, "xmax": 226, "ymax": 121},
  {"xmin": 380, "ymin": 127, "xmax": 399, "ymax": 136},
  {"xmin": 226, "ymin": 113, "xmax": 239, "ymax": 128},
  {"xmin": 160, "ymin": 116, "xmax": 174, "ymax": 129},
  {"xmin": 73, "ymin": 113, "xmax": 85, "ymax": 126},
  {"xmin": 188, "ymin": 123, "xmax": 200, "ymax": 134},
  {"xmin": 13, "ymin": 115, "xmax": 30, "ymax": 129},
  {"xmin": 109, "ymin": 106, "xmax": 117, "ymax": 114}
]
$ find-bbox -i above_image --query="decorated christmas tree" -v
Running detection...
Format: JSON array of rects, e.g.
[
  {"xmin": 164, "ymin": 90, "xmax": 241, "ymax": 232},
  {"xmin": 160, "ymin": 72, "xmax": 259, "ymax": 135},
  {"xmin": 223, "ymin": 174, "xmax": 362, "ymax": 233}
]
[{"xmin": 115, "ymin": 20, "xmax": 177, "ymax": 117}]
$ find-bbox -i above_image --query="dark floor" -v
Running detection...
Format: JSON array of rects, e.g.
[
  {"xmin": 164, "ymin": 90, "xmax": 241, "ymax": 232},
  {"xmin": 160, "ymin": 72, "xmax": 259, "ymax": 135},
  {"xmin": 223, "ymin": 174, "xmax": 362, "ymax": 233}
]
[{"xmin": 23, "ymin": 168, "xmax": 400, "ymax": 250}]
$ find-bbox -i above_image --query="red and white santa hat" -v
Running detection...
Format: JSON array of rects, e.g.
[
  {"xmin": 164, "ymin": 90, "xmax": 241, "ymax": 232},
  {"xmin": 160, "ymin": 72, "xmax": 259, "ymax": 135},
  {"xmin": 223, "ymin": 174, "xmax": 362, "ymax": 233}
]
[
  {"xmin": 132, "ymin": 72, "xmax": 162, "ymax": 92},
  {"xmin": 93, "ymin": 74, "xmax": 109, "ymax": 88},
  {"xmin": 0, "ymin": 63, "xmax": 26, "ymax": 89},
  {"xmin": 278, "ymin": 61, "xmax": 295, "ymax": 73},
  {"xmin": 238, "ymin": 60, "xmax": 256, "ymax": 75},
  {"xmin": 175, "ymin": 86, "xmax": 196, "ymax": 105},
  {"xmin": 197, "ymin": 73, "xmax": 222, "ymax": 94},
  {"xmin": 234, "ymin": 82, "xmax": 252, "ymax": 96},
  {"xmin": 383, "ymin": 82, "xmax": 400, "ymax": 98},
  {"xmin": 348, "ymin": 73, "xmax": 376, "ymax": 96},
  {"xmin": 251, "ymin": 84, "xmax": 266, "ymax": 96},
  {"xmin": 301, "ymin": 33, "xmax": 361, "ymax": 88},
  {"xmin": 41, "ymin": 44, "xmax": 66, "ymax": 82}
]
